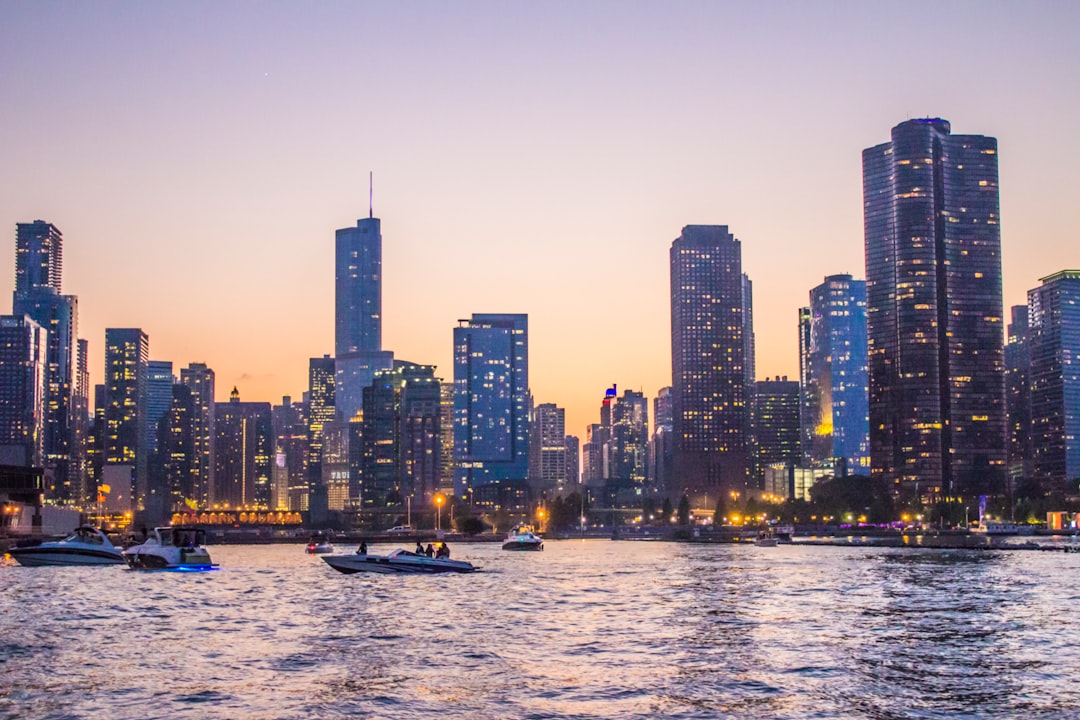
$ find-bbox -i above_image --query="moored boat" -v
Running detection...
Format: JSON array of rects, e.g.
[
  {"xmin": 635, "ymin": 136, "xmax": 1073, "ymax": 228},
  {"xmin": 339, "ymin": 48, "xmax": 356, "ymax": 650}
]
[
  {"xmin": 122, "ymin": 526, "xmax": 216, "ymax": 570},
  {"xmin": 322, "ymin": 548, "xmax": 475, "ymax": 574},
  {"xmin": 502, "ymin": 525, "xmax": 543, "ymax": 551},
  {"xmin": 6, "ymin": 526, "xmax": 126, "ymax": 567}
]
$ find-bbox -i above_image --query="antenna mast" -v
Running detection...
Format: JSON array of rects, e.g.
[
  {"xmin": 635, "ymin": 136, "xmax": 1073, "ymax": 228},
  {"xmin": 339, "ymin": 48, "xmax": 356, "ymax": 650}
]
[{"xmin": 369, "ymin": 171, "xmax": 373, "ymax": 219}]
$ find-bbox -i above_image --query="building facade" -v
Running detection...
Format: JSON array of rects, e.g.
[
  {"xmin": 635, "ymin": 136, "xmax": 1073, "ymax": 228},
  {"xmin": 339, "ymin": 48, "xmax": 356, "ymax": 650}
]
[
  {"xmin": 799, "ymin": 274, "xmax": 869, "ymax": 474},
  {"xmin": 453, "ymin": 314, "xmax": 529, "ymax": 498},
  {"xmin": 0, "ymin": 315, "xmax": 47, "ymax": 468},
  {"xmin": 178, "ymin": 362, "xmax": 215, "ymax": 507},
  {"xmin": 104, "ymin": 328, "xmax": 149, "ymax": 511},
  {"xmin": 1028, "ymin": 271, "xmax": 1080, "ymax": 495},
  {"xmin": 670, "ymin": 225, "xmax": 749, "ymax": 499},
  {"xmin": 863, "ymin": 118, "xmax": 1006, "ymax": 498},
  {"xmin": 214, "ymin": 388, "xmax": 272, "ymax": 509}
]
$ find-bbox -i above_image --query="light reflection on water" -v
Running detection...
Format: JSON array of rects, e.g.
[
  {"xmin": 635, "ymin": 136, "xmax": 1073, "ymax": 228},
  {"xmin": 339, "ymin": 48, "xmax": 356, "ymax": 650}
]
[{"xmin": 2, "ymin": 541, "xmax": 1078, "ymax": 719}]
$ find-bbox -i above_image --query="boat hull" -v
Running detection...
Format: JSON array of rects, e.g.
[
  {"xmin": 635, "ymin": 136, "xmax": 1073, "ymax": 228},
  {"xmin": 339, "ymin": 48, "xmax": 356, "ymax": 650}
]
[
  {"xmin": 501, "ymin": 540, "xmax": 543, "ymax": 551},
  {"xmin": 123, "ymin": 548, "xmax": 215, "ymax": 571},
  {"xmin": 322, "ymin": 554, "xmax": 474, "ymax": 575},
  {"xmin": 8, "ymin": 547, "xmax": 125, "ymax": 566}
]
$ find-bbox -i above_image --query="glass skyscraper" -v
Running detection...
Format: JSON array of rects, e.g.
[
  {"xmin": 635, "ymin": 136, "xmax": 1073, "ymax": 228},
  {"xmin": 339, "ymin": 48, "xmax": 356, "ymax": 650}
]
[
  {"xmin": 1028, "ymin": 271, "xmax": 1080, "ymax": 495},
  {"xmin": 863, "ymin": 118, "xmax": 1005, "ymax": 497},
  {"xmin": 13, "ymin": 220, "xmax": 83, "ymax": 504},
  {"xmin": 104, "ymin": 328, "xmax": 149, "ymax": 511},
  {"xmin": 799, "ymin": 274, "xmax": 869, "ymax": 473},
  {"xmin": 669, "ymin": 225, "xmax": 748, "ymax": 500},
  {"xmin": 453, "ymin": 313, "xmax": 529, "ymax": 498},
  {"xmin": 335, "ymin": 214, "xmax": 393, "ymax": 422}
]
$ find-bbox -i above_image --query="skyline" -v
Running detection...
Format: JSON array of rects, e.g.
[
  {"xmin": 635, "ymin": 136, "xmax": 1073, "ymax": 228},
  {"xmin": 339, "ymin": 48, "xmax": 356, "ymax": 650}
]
[{"xmin": 2, "ymin": 2, "xmax": 1078, "ymax": 438}]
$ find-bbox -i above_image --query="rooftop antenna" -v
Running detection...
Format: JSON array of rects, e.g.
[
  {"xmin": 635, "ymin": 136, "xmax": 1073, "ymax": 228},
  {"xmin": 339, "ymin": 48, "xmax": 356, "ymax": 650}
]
[{"xmin": 369, "ymin": 171, "xmax": 373, "ymax": 219}]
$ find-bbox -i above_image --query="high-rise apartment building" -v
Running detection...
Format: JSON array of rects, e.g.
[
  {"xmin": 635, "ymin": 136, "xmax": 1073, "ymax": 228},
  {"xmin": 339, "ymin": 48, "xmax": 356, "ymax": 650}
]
[
  {"xmin": 453, "ymin": 314, "xmax": 529, "ymax": 498},
  {"xmin": 752, "ymin": 377, "xmax": 802, "ymax": 484},
  {"xmin": 0, "ymin": 315, "xmax": 47, "ymax": 467},
  {"xmin": 179, "ymin": 362, "xmax": 215, "ymax": 507},
  {"xmin": 799, "ymin": 274, "xmax": 869, "ymax": 473},
  {"xmin": 530, "ymin": 402, "xmax": 568, "ymax": 494},
  {"xmin": 1005, "ymin": 306, "xmax": 1033, "ymax": 485},
  {"xmin": 863, "ymin": 118, "xmax": 1006, "ymax": 497},
  {"xmin": 609, "ymin": 389, "xmax": 648, "ymax": 487},
  {"xmin": 1028, "ymin": 271, "xmax": 1080, "ymax": 495},
  {"xmin": 670, "ymin": 225, "xmax": 749, "ymax": 499},
  {"xmin": 13, "ymin": 221, "xmax": 81, "ymax": 504},
  {"xmin": 649, "ymin": 386, "xmax": 675, "ymax": 492},
  {"xmin": 104, "ymin": 328, "xmax": 149, "ymax": 511},
  {"xmin": 214, "ymin": 388, "xmax": 272, "ymax": 509},
  {"xmin": 359, "ymin": 362, "xmax": 442, "ymax": 508},
  {"xmin": 335, "ymin": 214, "xmax": 393, "ymax": 422},
  {"xmin": 271, "ymin": 396, "xmax": 308, "ymax": 511}
]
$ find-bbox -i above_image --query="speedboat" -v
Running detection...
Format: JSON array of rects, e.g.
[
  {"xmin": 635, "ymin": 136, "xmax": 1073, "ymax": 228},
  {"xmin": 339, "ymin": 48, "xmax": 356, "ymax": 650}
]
[
  {"xmin": 502, "ymin": 525, "xmax": 543, "ymax": 551},
  {"xmin": 122, "ymin": 526, "xmax": 216, "ymax": 570},
  {"xmin": 322, "ymin": 548, "xmax": 475, "ymax": 574},
  {"xmin": 305, "ymin": 532, "xmax": 334, "ymax": 554},
  {"xmin": 6, "ymin": 526, "xmax": 125, "ymax": 567}
]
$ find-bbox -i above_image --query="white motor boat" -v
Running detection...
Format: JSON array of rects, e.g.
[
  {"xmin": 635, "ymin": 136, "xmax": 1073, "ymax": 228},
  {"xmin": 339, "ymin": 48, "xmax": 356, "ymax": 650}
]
[
  {"xmin": 502, "ymin": 525, "xmax": 544, "ymax": 551},
  {"xmin": 322, "ymin": 548, "xmax": 475, "ymax": 574},
  {"xmin": 6, "ymin": 526, "xmax": 125, "ymax": 567},
  {"xmin": 305, "ymin": 533, "xmax": 334, "ymax": 554},
  {"xmin": 122, "ymin": 526, "xmax": 216, "ymax": 571}
]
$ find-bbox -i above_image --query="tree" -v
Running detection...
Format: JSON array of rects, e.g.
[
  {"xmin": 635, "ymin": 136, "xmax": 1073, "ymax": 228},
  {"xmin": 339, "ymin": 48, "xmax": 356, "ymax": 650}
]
[
  {"xmin": 642, "ymin": 498, "xmax": 657, "ymax": 524},
  {"xmin": 713, "ymin": 495, "xmax": 728, "ymax": 525},
  {"xmin": 661, "ymin": 497, "xmax": 674, "ymax": 524},
  {"xmin": 458, "ymin": 516, "xmax": 488, "ymax": 536},
  {"xmin": 677, "ymin": 495, "xmax": 691, "ymax": 526}
]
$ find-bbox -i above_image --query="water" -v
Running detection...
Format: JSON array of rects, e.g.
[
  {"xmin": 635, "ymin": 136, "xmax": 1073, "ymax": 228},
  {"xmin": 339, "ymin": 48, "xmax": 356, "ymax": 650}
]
[{"xmin": 3, "ymin": 540, "xmax": 1079, "ymax": 719}]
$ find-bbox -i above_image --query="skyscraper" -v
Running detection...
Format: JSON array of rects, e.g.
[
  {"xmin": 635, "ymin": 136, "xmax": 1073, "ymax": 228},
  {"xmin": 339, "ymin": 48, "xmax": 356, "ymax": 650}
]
[
  {"xmin": 799, "ymin": 274, "xmax": 869, "ymax": 473},
  {"xmin": 179, "ymin": 362, "xmax": 215, "ymax": 507},
  {"xmin": 335, "ymin": 214, "xmax": 393, "ymax": 422},
  {"xmin": 670, "ymin": 225, "xmax": 748, "ymax": 499},
  {"xmin": 453, "ymin": 313, "xmax": 530, "ymax": 498},
  {"xmin": 752, "ymin": 377, "xmax": 802, "ymax": 484},
  {"xmin": 530, "ymin": 402, "xmax": 568, "ymax": 494},
  {"xmin": 13, "ymin": 221, "xmax": 81, "ymax": 504},
  {"xmin": 214, "ymin": 388, "xmax": 272, "ymax": 509},
  {"xmin": 863, "ymin": 118, "xmax": 1005, "ymax": 497},
  {"xmin": 104, "ymin": 328, "xmax": 149, "ymax": 511},
  {"xmin": 0, "ymin": 315, "xmax": 47, "ymax": 467},
  {"xmin": 1005, "ymin": 305, "xmax": 1033, "ymax": 485},
  {"xmin": 1028, "ymin": 271, "xmax": 1080, "ymax": 495}
]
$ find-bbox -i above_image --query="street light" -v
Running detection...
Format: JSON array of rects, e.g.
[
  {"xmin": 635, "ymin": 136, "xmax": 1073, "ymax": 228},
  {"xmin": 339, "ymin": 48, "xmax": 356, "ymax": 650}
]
[{"xmin": 435, "ymin": 495, "xmax": 444, "ymax": 531}]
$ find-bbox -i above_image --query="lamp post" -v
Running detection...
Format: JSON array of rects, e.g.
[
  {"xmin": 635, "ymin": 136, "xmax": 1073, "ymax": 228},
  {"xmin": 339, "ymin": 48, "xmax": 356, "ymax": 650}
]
[
  {"xmin": 435, "ymin": 495, "xmax": 444, "ymax": 532},
  {"xmin": 407, "ymin": 495, "xmax": 412, "ymax": 528}
]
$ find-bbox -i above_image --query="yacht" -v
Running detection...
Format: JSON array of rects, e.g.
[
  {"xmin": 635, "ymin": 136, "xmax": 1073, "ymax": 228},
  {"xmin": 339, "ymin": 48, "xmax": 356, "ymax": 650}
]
[
  {"xmin": 122, "ymin": 526, "xmax": 216, "ymax": 570},
  {"xmin": 322, "ymin": 547, "xmax": 475, "ymax": 574},
  {"xmin": 502, "ymin": 525, "xmax": 544, "ymax": 551},
  {"xmin": 7, "ymin": 526, "xmax": 125, "ymax": 567}
]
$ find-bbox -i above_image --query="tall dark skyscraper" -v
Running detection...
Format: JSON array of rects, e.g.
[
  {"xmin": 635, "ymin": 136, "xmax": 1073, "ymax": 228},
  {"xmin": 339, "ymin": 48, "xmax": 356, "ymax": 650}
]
[
  {"xmin": 670, "ymin": 225, "xmax": 748, "ymax": 500},
  {"xmin": 214, "ymin": 388, "xmax": 272, "ymax": 509},
  {"xmin": 179, "ymin": 362, "xmax": 215, "ymax": 507},
  {"xmin": 1005, "ymin": 305, "xmax": 1033, "ymax": 485},
  {"xmin": 799, "ymin": 274, "xmax": 869, "ymax": 474},
  {"xmin": 104, "ymin": 328, "xmax": 149, "ymax": 511},
  {"xmin": 1028, "ymin": 271, "xmax": 1080, "ymax": 495},
  {"xmin": 752, "ymin": 377, "xmax": 802, "ymax": 483},
  {"xmin": 335, "ymin": 213, "xmax": 393, "ymax": 422},
  {"xmin": 0, "ymin": 315, "xmax": 47, "ymax": 468},
  {"xmin": 13, "ymin": 220, "xmax": 82, "ymax": 504},
  {"xmin": 863, "ymin": 118, "xmax": 1006, "ymax": 497}
]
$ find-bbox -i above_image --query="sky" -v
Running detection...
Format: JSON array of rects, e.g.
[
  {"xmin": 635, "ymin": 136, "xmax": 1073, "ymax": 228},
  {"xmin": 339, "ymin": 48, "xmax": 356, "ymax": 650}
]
[{"xmin": 1, "ymin": 1, "xmax": 1078, "ymax": 439}]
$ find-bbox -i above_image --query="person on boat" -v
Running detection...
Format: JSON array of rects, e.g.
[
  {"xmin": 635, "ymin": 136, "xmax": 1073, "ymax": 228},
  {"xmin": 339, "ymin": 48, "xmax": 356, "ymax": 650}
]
[
  {"xmin": 357, "ymin": 541, "xmax": 368, "ymax": 555},
  {"xmin": 425, "ymin": 543, "xmax": 435, "ymax": 558},
  {"xmin": 436, "ymin": 542, "xmax": 450, "ymax": 559},
  {"xmin": 415, "ymin": 541, "xmax": 425, "ymax": 555}
]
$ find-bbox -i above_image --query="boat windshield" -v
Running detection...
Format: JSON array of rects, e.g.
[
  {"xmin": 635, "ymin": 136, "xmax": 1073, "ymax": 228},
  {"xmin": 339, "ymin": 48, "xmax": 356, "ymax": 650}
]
[{"xmin": 65, "ymin": 528, "xmax": 103, "ymax": 544}]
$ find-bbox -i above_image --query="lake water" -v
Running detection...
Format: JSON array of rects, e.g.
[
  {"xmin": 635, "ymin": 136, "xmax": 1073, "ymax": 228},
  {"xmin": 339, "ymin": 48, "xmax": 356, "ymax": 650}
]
[{"xmin": 3, "ymin": 539, "xmax": 1079, "ymax": 719}]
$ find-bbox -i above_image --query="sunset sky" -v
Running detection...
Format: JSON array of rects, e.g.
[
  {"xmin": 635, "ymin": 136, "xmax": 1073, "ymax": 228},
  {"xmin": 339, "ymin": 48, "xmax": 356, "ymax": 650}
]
[{"xmin": 1, "ymin": 1, "xmax": 1077, "ymax": 438}]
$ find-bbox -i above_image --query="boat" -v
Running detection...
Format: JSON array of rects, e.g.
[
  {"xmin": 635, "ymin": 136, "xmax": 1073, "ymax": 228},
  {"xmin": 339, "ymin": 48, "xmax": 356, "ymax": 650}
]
[
  {"xmin": 305, "ymin": 532, "xmax": 334, "ymax": 554},
  {"xmin": 322, "ymin": 548, "xmax": 475, "ymax": 574},
  {"xmin": 753, "ymin": 529, "xmax": 779, "ymax": 547},
  {"xmin": 6, "ymin": 526, "xmax": 126, "ymax": 567},
  {"xmin": 122, "ymin": 526, "xmax": 216, "ymax": 570},
  {"xmin": 502, "ymin": 525, "xmax": 544, "ymax": 551}
]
